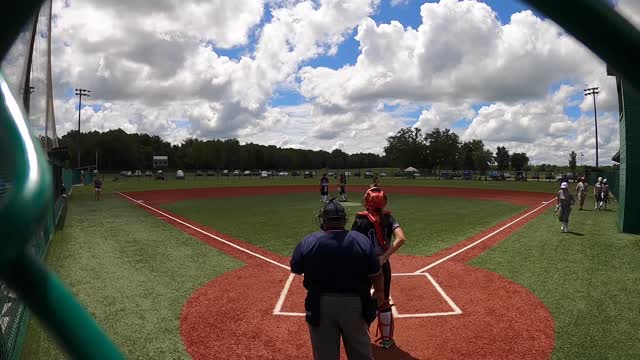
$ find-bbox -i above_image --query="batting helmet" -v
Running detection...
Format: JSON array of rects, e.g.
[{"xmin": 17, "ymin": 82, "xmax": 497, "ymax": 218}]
[{"xmin": 363, "ymin": 187, "xmax": 387, "ymax": 210}]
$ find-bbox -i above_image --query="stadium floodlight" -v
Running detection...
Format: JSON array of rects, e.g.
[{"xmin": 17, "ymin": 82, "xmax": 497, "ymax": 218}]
[
  {"xmin": 74, "ymin": 88, "xmax": 90, "ymax": 167},
  {"xmin": 584, "ymin": 87, "xmax": 600, "ymax": 167}
]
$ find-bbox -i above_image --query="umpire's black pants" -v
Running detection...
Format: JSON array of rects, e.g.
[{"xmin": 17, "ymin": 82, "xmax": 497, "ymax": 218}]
[{"xmin": 309, "ymin": 295, "xmax": 373, "ymax": 360}]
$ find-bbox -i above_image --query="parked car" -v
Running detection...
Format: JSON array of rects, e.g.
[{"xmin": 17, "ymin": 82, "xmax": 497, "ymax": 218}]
[
  {"xmin": 278, "ymin": 171, "xmax": 289, "ymax": 176},
  {"xmin": 303, "ymin": 171, "xmax": 314, "ymax": 179},
  {"xmin": 545, "ymin": 173, "xmax": 555, "ymax": 180},
  {"xmin": 353, "ymin": 171, "xmax": 361, "ymax": 177},
  {"xmin": 503, "ymin": 172, "xmax": 512, "ymax": 179},
  {"xmin": 379, "ymin": 172, "xmax": 387, "ymax": 177},
  {"xmin": 515, "ymin": 171, "xmax": 527, "ymax": 181},
  {"xmin": 144, "ymin": 170, "xmax": 153, "ymax": 177},
  {"xmin": 531, "ymin": 173, "xmax": 540, "ymax": 180},
  {"xmin": 243, "ymin": 170, "xmax": 252, "ymax": 176},
  {"xmin": 232, "ymin": 170, "xmax": 240, "ymax": 176},
  {"xmin": 207, "ymin": 170, "xmax": 216, "ymax": 176},
  {"xmin": 291, "ymin": 171, "xmax": 300, "ymax": 177},
  {"xmin": 344, "ymin": 171, "xmax": 352, "ymax": 176},
  {"xmin": 364, "ymin": 171, "xmax": 374, "ymax": 179},
  {"xmin": 125, "ymin": 171, "xmax": 132, "ymax": 177},
  {"xmin": 328, "ymin": 172, "xmax": 335, "ymax": 177},
  {"xmin": 222, "ymin": 169, "xmax": 229, "ymax": 175},
  {"xmin": 195, "ymin": 170, "xmax": 204, "ymax": 177},
  {"xmin": 120, "ymin": 170, "xmax": 127, "ymax": 176},
  {"xmin": 176, "ymin": 170, "xmax": 185, "ymax": 179},
  {"xmin": 155, "ymin": 170, "xmax": 166, "ymax": 180},
  {"xmin": 260, "ymin": 171, "xmax": 270, "ymax": 178}
]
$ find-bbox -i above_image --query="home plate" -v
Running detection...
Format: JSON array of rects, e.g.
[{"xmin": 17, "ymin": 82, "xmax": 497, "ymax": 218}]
[{"xmin": 273, "ymin": 272, "xmax": 461, "ymax": 318}]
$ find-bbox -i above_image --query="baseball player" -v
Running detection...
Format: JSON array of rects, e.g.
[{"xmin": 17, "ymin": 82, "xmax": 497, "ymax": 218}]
[
  {"xmin": 556, "ymin": 181, "xmax": 575, "ymax": 233},
  {"xmin": 576, "ymin": 177, "xmax": 588, "ymax": 210},
  {"xmin": 594, "ymin": 177, "xmax": 604, "ymax": 210},
  {"xmin": 370, "ymin": 176, "xmax": 380, "ymax": 189},
  {"xmin": 93, "ymin": 175, "xmax": 103, "ymax": 201},
  {"xmin": 602, "ymin": 179, "xmax": 610, "ymax": 210},
  {"xmin": 351, "ymin": 187, "xmax": 407, "ymax": 349},
  {"xmin": 338, "ymin": 173, "xmax": 347, "ymax": 202},
  {"xmin": 320, "ymin": 174, "xmax": 329, "ymax": 204}
]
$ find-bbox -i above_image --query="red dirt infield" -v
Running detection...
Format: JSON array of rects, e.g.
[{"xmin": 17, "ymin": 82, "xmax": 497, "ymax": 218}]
[{"xmin": 120, "ymin": 186, "xmax": 556, "ymax": 359}]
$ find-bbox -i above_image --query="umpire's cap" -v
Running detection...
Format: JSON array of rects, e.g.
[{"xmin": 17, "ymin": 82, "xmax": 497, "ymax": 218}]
[{"xmin": 321, "ymin": 199, "xmax": 347, "ymax": 220}]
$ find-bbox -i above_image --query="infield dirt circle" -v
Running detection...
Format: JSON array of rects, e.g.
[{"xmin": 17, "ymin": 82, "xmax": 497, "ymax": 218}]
[{"xmin": 120, "ymin": 186, "xmax": 556, "ymax": 359}]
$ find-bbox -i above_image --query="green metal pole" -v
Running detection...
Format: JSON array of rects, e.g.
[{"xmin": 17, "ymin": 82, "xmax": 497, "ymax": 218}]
[
  {"xmin": 524, "ymin": 0, "xmax": 640, "ymax": 92},
  {"xmin": 4, "ymin": 254, "xmax": 124, "ymax": 359}
]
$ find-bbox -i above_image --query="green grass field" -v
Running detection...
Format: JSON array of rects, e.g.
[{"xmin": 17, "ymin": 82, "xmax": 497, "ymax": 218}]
[
  {"xmin": 161, "ymin": 193, "xmax": 525, "ymax": 257},
  {"xmin": 22, "ymin": 181, "xmax": 640, "ymax": 359},
  {"xmin": 95, "ymin": 173, "xmax": 560, "ymax": 193},
  {"xmin": 21, "ymin": 191, "xmax": 243, "ymax": 359},
  {"xmin": 471, "ymin": 202, "xmax": 640, "ymax": 359}
]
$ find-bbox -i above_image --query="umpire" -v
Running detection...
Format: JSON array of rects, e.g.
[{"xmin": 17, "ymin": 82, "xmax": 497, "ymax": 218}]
[{"xmin": 291, "ymin": 200, "xmax": 384, "ymax": 360}]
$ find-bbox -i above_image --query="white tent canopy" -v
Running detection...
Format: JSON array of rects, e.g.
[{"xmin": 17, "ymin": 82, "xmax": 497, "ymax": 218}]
[{"xmin": 403, "ymin": 167, "xmax": 419, "ymax": 172}]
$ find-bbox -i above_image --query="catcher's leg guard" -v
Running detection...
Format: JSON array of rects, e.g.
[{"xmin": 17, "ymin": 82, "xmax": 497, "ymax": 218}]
[{"xmin": 375, "ymin": 302, "xmax": 394, "ymax": 347}]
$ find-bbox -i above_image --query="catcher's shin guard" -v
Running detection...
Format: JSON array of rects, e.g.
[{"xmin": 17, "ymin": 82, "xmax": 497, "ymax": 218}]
[{"xmin": 375, "ymin": 302, "xmax": 395, "ymax": 344}]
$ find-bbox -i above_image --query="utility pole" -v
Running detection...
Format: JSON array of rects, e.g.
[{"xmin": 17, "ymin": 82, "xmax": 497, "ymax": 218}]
[
  {"xmin": 584, "ymin": 87, "xmax": 599, "ymax": 167},
  {"xmin": 75, "ymin": 88, "xmax": 90, "ymax": 168}
]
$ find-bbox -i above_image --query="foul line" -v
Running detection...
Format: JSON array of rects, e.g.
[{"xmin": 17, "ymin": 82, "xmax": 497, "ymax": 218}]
[
  {"xmin": 414, "ymin": 198, "xmax": 556, "ymax": 273},
  {"xmin": 117, "ymin": 192, "xmax": 291, "ymax": 271}
]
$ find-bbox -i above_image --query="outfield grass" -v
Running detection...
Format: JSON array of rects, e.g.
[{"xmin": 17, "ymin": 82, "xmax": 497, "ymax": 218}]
[
  {"xmin": 96, "ymin": 173, "xmax": 560, "ymax": 193},
  {"xmin": 21, "ymin": 190, "xmax": 243, "ymax": 359},
  {"xmin": 471, "ymin": 202, "xmax": 640, "ymax": 359},
  {"xmin": 162, "ymin": 193, "xmax": 525, "ymax": 257}
]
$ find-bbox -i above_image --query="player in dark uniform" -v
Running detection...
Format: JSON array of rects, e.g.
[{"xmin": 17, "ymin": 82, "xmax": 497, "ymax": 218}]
[
  {"xmin": 338, "ymin": 173, "xmax": 347, "ymax": 202},
  {"xmin": 351, "ymin": 187, "xmax": 407, "ymax": 349},
  {"xmin": 320, "ymin": 174, "xmax": 329, "ymax": 204},
  {"xmin": 93, "ymin": 176, "xmax": 103, "ymax": 201},
  {"xmin": 370, "ymin": 176, "xmax": 380, "ymax": 189}
]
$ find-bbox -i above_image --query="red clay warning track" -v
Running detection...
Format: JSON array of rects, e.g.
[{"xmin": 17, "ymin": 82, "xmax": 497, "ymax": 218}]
[{"xmin": 120, "ymin": 186, "xmax": 556, "ymax": 359}]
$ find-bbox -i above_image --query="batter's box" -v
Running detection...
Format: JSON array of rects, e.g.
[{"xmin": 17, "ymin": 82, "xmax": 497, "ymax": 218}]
[{"xmin": 273, "ymin": 273, "xmax": 462, "ymax": 318}]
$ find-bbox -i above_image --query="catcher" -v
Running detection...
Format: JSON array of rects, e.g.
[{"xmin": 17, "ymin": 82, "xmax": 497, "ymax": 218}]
[{"xmin": 351, "ymin": 187, "xmax": 406, "ymax": 349}]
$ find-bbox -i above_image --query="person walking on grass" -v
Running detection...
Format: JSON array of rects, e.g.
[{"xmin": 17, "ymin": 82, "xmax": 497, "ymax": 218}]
[
  {"xmin": 556, "ymin": 182, "xmax": 575, "ymax": 233},
  {"xmin": 602, "ymin": 178, "xmax": 610, "ymax": 210},
  {"xmin": 594, "ymin": 177, "xmax": 604, "ymax": 210},
  {"xmin": 351, "ymin": 187, "xmax": 407, "ymax": 349},
  {"xmin": 576, "ymin": 177, "xmax": 588, "ymax": 210},
  {"xmin": 291, "ymin": 200, "xmax": 384, "ymax": 360},
  {"xmin": 93, "ymin": 175, "xmax": 103, "ymax": 201}
]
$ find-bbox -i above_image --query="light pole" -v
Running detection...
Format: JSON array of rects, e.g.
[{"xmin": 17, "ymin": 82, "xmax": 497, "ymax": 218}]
[
  {"xmin": 584, "ymin": 87, "xmax": 599, "ymax": 167},
  {"xmin": 75, "ymin": 88, "xmax": 90, "ymax": 168}
]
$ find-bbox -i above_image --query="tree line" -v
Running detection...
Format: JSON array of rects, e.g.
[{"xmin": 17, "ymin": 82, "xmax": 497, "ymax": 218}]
[
  {"xmin": 57, "ymin": 127, "xmax": 597, "ymax": 174},
  {"xmin": 59, "ymin": 129, "xmax": 389, "ymax": 171},
  {"xmin": 383, "ymin": 127, "xmax": 530, "ymax": 173}
]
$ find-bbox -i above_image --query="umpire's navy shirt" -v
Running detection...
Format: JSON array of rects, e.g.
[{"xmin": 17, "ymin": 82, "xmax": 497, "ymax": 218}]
[{"xmin": 291, "ymin": 229, "xmax": 380, "ymax": 295}]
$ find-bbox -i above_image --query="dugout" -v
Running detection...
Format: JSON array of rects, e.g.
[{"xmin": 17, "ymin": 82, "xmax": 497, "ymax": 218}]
[{"xmin": 608, "ymin": 66, "xmax": 640, "ymax": 234}]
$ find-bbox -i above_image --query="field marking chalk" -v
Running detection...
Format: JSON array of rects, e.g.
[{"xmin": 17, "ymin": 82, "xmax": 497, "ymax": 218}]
[
  {"xmin": 118, "ymin": 192, "xmax": 290, "ymax": 271},
  {"xmin": 273, "ymin": 273, "xmax": 298, "ymax": 315},
  {"xmin": 414, "ymin": 198, "xmax": 556, "ymax": 273},
  {"xmin": 273, "ymin": 272, "xmax": 462, "ymax": 318}
]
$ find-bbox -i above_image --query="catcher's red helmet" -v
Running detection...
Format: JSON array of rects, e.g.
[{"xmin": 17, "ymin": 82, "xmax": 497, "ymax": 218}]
[{"xmin": 363, "ymin": 187, "xmax": 387, "ymax": 210}]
